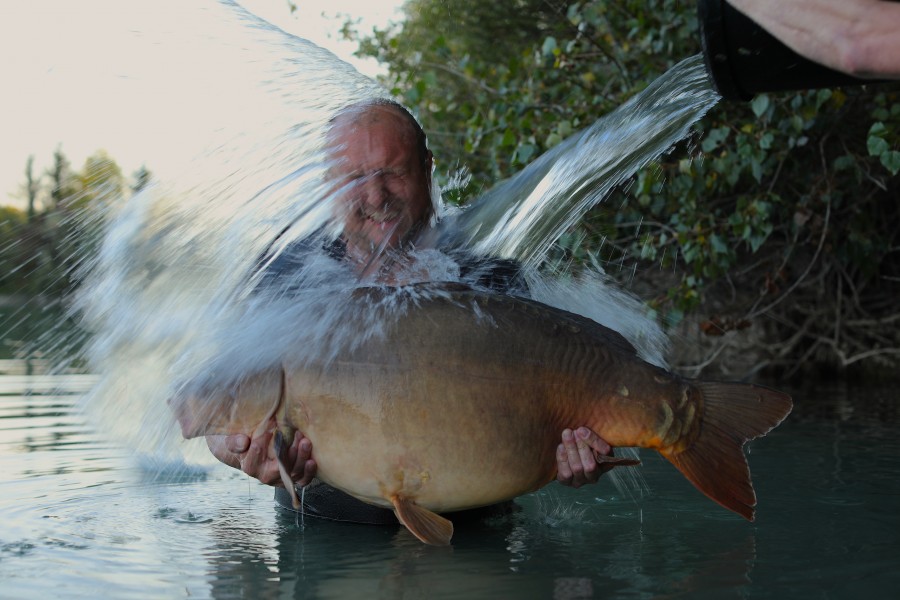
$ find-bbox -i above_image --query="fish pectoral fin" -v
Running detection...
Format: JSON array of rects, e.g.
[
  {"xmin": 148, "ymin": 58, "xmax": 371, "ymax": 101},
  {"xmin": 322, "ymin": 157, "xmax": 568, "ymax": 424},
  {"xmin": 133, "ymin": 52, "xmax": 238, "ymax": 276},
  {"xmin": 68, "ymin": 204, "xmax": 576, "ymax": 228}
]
[
  {"xmin": 390, "ymin": 496, "xmax": 453, "ymax": 546},
  {"xmin": 596, "ymin": 455, "xmax": 641, "ymax": 468},
  {"xmin": 595, "ymin": 454, "xmax": 641, "ymax": 476},
  {"xmin": 272, "ymin": 430, "xmax": 300, "ymax": 509}
]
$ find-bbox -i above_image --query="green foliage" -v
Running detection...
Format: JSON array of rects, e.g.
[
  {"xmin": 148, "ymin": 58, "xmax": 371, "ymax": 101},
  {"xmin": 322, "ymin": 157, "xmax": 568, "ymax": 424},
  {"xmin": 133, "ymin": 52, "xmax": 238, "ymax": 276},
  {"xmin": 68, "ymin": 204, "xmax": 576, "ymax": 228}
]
[
  {"xmin": 606, "ymin": 86, "xmax": 900, "ymax": 329},
  {"xmin": 0, "ymin": 206, "xmax": 27, "ymax": 294},
  {"xmin": 868, "ymin": 114, "xmax": 900, "ymax": 175},
  {"xmin": 1, "ymin": 149, "xmax": 130, "ymax": 298},
  {"xmin": 351, "ymin": 0, "xmax": 700, "ymax": 197},
  {"xmin": 351, "ymin": 0, "xmax": 900, "ymax": 373},
  {"xmin": 131, "ymin": 165, "xmax": 153, "ymax": 193}
]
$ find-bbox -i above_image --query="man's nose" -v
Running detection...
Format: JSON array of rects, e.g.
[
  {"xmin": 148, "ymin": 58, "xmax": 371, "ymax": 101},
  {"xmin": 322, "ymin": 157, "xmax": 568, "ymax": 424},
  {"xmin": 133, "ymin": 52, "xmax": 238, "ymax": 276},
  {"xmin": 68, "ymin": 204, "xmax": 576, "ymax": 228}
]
[{"xmin": 360, "ymin": 171, "xmax": 388, "ymax": 207}]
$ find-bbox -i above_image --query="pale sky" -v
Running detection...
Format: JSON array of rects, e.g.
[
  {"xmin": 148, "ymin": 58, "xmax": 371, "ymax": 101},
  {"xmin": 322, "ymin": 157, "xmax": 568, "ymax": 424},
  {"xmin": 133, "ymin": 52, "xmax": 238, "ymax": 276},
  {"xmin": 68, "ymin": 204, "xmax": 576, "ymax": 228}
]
[{"xmin": 0, "ymin": 0, "xmax": 404, "ymax": 210}]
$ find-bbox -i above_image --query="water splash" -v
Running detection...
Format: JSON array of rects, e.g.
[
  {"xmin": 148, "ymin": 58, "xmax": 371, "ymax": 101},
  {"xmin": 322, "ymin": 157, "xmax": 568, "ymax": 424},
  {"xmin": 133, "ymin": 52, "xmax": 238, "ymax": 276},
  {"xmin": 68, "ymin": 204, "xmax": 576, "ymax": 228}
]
[
  {"xmin": 57, "ymin": 2, "xmax": 719, "ymax": 479},
  {"xmin": 527, "ymin": 269, "xmax": 668, "ymax": 368},
  {"xmin": 68, "ymin": 0, "xmax": 385, "ymax": 460},
  {"xmin": 430, "ymin": 54, "xmax": 720, "ymax": 271}
]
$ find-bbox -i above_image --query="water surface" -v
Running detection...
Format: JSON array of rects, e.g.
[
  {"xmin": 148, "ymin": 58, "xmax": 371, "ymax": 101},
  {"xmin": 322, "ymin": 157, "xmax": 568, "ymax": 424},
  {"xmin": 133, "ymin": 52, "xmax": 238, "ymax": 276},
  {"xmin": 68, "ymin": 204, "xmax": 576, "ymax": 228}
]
[{"xmin": 1, "ymin": 361, "xmax": 896, "ymax": 599}]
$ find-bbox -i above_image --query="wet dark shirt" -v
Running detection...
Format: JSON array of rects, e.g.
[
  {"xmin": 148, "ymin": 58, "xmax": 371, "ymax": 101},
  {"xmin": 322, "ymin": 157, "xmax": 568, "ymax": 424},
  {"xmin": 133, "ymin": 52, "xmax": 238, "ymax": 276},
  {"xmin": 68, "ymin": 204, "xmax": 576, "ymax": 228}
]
[{"xmin": 257, "ymin": 234, "xmax": 528, "ymax": 296}]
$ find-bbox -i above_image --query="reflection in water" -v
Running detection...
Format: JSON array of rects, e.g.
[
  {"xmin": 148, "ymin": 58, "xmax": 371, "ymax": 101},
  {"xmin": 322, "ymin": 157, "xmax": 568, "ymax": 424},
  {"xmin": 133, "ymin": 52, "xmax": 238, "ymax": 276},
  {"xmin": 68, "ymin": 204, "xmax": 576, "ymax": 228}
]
[
  {"xmin": 1, "ymin": 362, "xmax": 899, "ymax": 598},
  {"xmin": 198, "ymin": 488, "xmax": 761, "ymax": 599}
]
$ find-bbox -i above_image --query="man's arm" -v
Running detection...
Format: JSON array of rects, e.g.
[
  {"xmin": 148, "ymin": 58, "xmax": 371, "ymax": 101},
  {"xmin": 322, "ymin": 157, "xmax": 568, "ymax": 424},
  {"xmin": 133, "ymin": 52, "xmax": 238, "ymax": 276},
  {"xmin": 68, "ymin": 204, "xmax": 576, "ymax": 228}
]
[{"xmin": 728, "ymin": 0, "xmax": 900, "ymax": 78}]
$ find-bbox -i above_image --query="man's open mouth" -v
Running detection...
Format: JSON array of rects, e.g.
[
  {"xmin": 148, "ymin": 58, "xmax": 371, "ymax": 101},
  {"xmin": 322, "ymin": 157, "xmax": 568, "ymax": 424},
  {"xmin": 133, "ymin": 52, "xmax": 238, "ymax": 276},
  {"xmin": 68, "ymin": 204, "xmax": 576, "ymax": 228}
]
[{"xmin": 365, "ymin": 209, "xmax": 401, "ymax": 225}]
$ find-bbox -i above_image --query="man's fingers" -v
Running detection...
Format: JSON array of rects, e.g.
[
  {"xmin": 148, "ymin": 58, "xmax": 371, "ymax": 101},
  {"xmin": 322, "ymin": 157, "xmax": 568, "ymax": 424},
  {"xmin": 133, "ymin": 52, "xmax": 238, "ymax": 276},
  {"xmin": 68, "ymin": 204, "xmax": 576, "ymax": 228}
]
[
  {"xmin": 556, "ymin": 443, "xmax": 574, "ymax": 485},
  {"xmin": 298, "ymin": 436, "xmax": 312, "ymax": 461},
  {"xmin": 575, "ymin": 427, "xmax": 618, "ymax": 476},
  {"xmin": 239, "ymin": 445, "xmax": 259, "ymax": 475},
  {"xmin": 574, "ymin": 427, "xmax": 598, "ymax": 480},
  {"xmin": 206, "ymin": 435, "xmax": 240, "ymax": 469},
  {"xmin": 222, "ymin": 426, "xmax": 316, "ymax": 489},
  {"xmin": 294, "ymin": 434, "xmax": 316, "ymax": 487},
  {"xmin": 240, "ymin": 432, "xmax": 272, "ymax": 477},
  {"xmin": 562, "ymin": 428, "xmax": 585, "ymax": 476},
  {"xmin": 289, "ymin": 435, "xmax": 313, "ymax": 480},
  {"xmin": 286, "ymin": 431, "xmax": 299, "ymax": 464},
  {"xmin": 297, "ymin": 458, "xmax": 317, "ymax": 488},
  {"xmin": 556, "ymin": 427, "xmax": 617, "ymax": 487},
  {"xmin": 578, "ymin": 427, "xmax": 612, "ymax": 457},
  {"xmin": 561, "ymin": 429, "xmax": 590, "ymax": 488}
]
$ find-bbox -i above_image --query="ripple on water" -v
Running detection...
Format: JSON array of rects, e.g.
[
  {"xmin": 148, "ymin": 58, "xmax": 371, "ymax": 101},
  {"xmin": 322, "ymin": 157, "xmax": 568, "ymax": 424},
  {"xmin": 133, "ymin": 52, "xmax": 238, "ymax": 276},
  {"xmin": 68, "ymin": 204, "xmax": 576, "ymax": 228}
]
[{"xmin": 3, "ymin": 359, "xmax": 900, "ymax": 599}]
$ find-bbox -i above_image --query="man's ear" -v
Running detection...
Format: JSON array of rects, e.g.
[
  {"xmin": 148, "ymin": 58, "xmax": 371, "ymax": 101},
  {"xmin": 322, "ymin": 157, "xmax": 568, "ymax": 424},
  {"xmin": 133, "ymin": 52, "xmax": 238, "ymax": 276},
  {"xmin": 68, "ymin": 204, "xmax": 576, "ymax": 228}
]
[
  {"xmin": 424, "ymin": 149, "xmax": 434, "ymax": 176},
  {"xmin": 424, "ymin": 149, "xmax": 438, "ymax": 226}
]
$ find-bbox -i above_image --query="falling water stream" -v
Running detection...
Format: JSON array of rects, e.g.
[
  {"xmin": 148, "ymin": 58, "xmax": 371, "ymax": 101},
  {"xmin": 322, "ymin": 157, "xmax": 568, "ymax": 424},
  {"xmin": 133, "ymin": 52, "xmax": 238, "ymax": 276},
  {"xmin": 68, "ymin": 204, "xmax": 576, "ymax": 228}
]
[{"xmin": 5, "ymin": 1, "xmax": 895, "ymax": 598}]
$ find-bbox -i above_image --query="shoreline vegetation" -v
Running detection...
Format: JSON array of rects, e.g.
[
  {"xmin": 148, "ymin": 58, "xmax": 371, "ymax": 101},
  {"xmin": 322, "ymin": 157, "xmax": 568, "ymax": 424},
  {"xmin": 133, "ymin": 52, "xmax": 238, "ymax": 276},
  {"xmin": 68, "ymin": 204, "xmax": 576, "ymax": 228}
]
[
  {"xmin": 345, "ymin": 0, "xmax": 899, "ymax": 381},
  {"xmin": 3, "ymin": 1, "xmax": 898, "ymax": 381}
]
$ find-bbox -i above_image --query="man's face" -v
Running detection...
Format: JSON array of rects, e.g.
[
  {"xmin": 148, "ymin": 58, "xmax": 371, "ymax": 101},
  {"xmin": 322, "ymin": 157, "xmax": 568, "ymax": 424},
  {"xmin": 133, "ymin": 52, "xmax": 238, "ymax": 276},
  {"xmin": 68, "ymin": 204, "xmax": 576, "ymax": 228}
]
[{"xmin": 328, "ymin": 106, "xmax": 432, "ymax": 262}]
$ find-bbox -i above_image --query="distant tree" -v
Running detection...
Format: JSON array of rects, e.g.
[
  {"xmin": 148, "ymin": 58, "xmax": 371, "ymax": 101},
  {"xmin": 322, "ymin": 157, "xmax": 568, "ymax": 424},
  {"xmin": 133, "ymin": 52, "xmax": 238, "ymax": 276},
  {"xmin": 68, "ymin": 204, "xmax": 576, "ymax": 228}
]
[
  {"xmin": 52, "ymin": 150, "xmax": 126, "ymax": 291},
  {"xmin": 47, "ymin": 147, "xmax": 76, "ymax": 212},
  {"xmin": 3, "ymin": 149, "xmax": 129, "ymax": 298},
  {"xmin": 131, "ymin": 164, "xmax": 153, "ymax": 193},
  {"xmin": 72, "ymin": 150, "xmax": 124, "ymax": 209},
  {"xmin": 23, "ymin": 156, "xmax": 41, "ymax": 222},
  {"xmin": 0, "ymin": 206, "xmax": 28, "ymax": 294},
  {"xmin": 0, "ymin": 206, "xmax": 26, "ymax": 230}
]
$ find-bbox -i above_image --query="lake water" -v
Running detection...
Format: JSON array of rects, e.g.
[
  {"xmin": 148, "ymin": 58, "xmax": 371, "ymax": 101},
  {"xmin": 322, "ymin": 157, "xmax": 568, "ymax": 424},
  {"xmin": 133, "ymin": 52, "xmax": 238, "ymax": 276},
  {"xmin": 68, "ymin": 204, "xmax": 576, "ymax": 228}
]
[{"xmin": 1, "ymin": 358, "xmax": 897, "ymax": 599}]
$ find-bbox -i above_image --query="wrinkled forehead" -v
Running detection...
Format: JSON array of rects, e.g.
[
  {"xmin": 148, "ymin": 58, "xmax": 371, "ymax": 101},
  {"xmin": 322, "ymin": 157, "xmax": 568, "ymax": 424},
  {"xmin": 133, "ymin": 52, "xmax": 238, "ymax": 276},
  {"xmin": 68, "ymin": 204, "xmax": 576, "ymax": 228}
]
[{"xmin": 327, "ymin": 104, "xmax": 417, "ymax": 147}]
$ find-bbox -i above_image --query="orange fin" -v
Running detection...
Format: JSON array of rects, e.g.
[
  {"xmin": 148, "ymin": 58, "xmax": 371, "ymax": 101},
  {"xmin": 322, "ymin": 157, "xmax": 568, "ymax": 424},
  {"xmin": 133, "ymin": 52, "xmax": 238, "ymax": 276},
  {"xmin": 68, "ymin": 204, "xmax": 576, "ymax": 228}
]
[
  {"xmin": 663, "ymin": 381, "xmax": 792, "ymax": 521},
  {"xmin": 390, "ymin": 496, "xmax": 453, "ymax": 546}
]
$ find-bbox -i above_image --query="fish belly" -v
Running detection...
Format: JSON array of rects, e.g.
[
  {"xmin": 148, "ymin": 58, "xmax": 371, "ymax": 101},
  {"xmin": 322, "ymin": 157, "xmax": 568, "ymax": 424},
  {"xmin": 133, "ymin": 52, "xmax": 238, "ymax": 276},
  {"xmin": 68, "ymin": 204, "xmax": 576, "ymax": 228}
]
[
  {"xmin": 279, "ymin": 285, "xmax": 665, "ymax": 513},
  {"xmin": 285, "ymin": 360, "xmax": 564, "ymax": 513},
  {"xmin": 176, "ymin": 284, "xmax": 788, "ymax": 530}
]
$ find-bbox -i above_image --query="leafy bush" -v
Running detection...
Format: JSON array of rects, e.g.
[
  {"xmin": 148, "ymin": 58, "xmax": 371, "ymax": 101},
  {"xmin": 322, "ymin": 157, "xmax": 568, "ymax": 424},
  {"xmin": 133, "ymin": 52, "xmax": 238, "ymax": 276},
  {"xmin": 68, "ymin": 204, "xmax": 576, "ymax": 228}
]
[{"xmin": 348, "ymin": 0, "xmax": 900, "ymax": 377}]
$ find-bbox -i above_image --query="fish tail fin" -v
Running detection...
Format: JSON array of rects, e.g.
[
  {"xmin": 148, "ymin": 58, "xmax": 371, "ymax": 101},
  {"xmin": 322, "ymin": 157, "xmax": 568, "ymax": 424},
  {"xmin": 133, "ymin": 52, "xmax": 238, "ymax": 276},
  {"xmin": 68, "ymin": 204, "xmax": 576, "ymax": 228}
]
[{"xmin": 662, "ymin": 381, "xmax": 792, "ymax": 521}]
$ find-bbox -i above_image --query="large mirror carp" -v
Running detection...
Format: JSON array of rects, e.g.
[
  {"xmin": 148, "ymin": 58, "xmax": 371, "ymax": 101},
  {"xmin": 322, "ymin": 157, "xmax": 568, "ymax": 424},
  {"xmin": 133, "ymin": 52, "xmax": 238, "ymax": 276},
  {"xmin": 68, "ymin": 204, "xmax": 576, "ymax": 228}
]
[{"xmin": 172, "ymin": 283, "xmax": 792, "ymax": 545}]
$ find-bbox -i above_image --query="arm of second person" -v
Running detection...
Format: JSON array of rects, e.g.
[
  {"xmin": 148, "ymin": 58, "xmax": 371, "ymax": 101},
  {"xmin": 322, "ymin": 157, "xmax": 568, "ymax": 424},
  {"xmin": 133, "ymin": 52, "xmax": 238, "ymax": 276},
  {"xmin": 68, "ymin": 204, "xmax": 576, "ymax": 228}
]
[{"xmin": 727, "ymin": 0, "xmax": 900, "ymax": 78}]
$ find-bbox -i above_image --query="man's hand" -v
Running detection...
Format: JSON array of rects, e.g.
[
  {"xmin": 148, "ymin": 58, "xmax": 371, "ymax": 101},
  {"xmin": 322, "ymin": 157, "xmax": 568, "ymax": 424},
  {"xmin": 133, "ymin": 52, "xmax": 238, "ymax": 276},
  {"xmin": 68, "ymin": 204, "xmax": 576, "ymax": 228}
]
[
  {"xmin": 206, "ymin": 417, "xmax": 317, "ymax": 488},
  {"xmin": 556, "ymin": 426, "xmax": 615, "ymax": 488}
]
